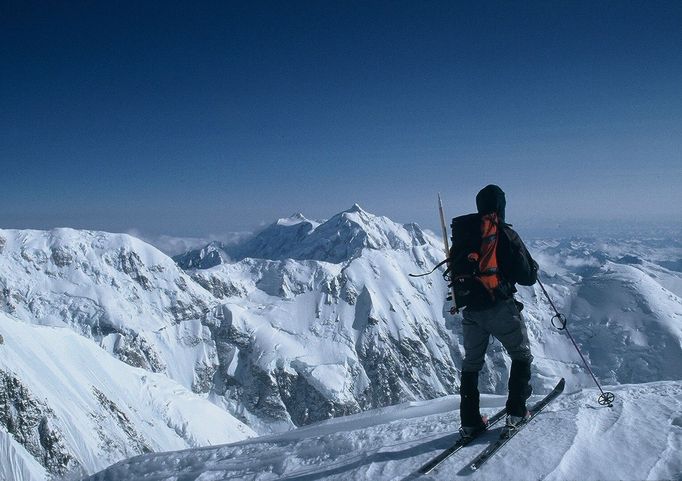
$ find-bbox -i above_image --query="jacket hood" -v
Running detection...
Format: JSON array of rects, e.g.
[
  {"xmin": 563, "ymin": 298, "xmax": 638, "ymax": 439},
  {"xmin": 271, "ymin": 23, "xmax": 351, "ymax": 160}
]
[{"xmin": 476, "ymin": 184, "xmax": 506, "ymax": 221}]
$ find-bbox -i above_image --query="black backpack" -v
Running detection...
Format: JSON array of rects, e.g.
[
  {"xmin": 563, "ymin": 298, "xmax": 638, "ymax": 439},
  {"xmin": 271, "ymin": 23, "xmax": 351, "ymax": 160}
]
[{"xmin": 446, "ymin": 212, "xmax": 512, "ymax": 310}]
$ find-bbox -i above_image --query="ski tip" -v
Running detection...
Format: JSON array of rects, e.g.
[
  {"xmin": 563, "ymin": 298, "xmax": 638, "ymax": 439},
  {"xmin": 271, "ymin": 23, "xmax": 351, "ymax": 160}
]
[{"xmin": 553, "ymin": 378, "xmax": 566, "ymax": 393}]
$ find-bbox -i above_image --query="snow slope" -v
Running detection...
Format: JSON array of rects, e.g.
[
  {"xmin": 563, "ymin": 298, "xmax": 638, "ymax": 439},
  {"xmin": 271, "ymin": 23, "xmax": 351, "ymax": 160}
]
[
  {"xmin": 518, "ymin": 238, "xmax": 682, "ymax": 390},
  {"xmin": 0, "ymin": 228, "xmax": 221, "ymax": 394},
  {"xmin": 0, "ymin": 312, "xmax": 254, "ymax": 480},
  {"xmin": 86, "ymin": 379, "xmax": 682, "ymax": 481}
]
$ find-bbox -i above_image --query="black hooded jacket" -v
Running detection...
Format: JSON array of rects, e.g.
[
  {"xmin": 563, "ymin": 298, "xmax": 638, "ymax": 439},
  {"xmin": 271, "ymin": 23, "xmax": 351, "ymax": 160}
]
[{"xmin": 476, "ymin": 185, "xmax": 538, "ymax": 288}]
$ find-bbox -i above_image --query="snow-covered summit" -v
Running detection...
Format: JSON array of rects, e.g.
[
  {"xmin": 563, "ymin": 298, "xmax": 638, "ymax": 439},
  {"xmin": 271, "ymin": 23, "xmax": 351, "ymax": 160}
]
[
  {"xmin": 86, "ymin": 379, "xmax": 682, "ymax": 481},
  {"xmin": 290, "ymin": 204, "xmax": 433, "ymax": 263},
  {"xmin": 172, "ymin": 240, "xmax": 231, "ymax": 270},
  {"xmin": 275, "ymin": 212, "xmax": 317, "ymax": 227},
  {"xmin": 0, "ymin": 227, "xmax": 213, "ymax": 330},
  {"xmin": 228, "ymin": 211, "xmax": 321, "ymax": 262},
  {"xmin": 175, "ymin": 204, "xmax": 436, "ymax": 267}
]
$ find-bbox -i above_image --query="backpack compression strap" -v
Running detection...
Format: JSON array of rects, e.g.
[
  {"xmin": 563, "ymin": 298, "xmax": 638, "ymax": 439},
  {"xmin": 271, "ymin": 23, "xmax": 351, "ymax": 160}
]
[{"xmin": 476, "ymin": 213, "xmax": 501, "ymax": 296}]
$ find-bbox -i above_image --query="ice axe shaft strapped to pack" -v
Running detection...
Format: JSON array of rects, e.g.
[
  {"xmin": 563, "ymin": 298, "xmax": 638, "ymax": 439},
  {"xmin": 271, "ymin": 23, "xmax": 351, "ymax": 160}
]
[
  {"xmin": 410, "ymin": 195, "xmax": 510, "ymax": 314},
  {"xmin": 537, "ymin": 277, "xmax": 615, "ymax": 407},
  {"xmin": 438, "ymin": 193, "xmax": 458, "ymax": 311}
]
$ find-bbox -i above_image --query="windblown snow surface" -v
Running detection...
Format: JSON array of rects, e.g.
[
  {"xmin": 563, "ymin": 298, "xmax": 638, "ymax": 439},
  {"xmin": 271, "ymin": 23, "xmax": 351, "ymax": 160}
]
[{"xmin": 86, "ymin": 381, "xmax": 682, "ymax": 481}]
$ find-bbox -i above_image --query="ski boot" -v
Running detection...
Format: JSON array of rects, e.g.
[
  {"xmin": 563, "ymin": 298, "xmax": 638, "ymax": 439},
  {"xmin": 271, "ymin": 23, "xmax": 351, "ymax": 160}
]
[
  {"xmin": 502, "ymin": 411, "xmax": 530, "ymax": 438},
  {"xmin": 459, "ymin": 415, "xmax": 489, "ymax": 440}
]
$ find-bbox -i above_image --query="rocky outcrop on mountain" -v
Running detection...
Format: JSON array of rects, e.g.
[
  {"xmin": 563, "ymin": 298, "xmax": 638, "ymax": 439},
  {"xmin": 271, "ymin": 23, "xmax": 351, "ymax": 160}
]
[
  {"xmin": 91, "ymin": 387, "xmax": 152, "ymax": 456},
  {"xmin": 191, "ymin": 272, "xmax": 247, "ymax": 299},
  {"xmin": 0, "ymin": 370, "xmax": 82, "ymax": 478},
  {"xmin": 173, "ymin": 241, "xmax": 230, "ymax": 270},
  {"xmin": 108, "ymin": 332, "xmax": 167, "ymax": 373}
]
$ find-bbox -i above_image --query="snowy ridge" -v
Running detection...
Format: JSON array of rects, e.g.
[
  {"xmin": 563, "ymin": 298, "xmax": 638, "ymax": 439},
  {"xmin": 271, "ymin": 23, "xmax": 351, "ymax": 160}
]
[
  {"xmin": 175, "ymin": 204, "xmax": 438, "ymax": 266},
  {"xmin": 86, "ymin": 380, "xmax": 682, "ymax": 481},
  {"xmin": 0, "ymin": 312, "xmax": 254, "ymax": 480},
  {"xmin": 0, "ymin": 228, "xmax": 219, "ymax": 393},
  {"xmin": 0, "ymin": 228, "xmax": 255, "ymax": 480}
]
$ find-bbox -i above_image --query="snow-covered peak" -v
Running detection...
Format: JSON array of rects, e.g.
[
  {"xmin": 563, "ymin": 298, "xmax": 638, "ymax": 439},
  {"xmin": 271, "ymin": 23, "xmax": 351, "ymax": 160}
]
[
  {"xmin": 1, "ymin": 227, "xmax": 174, "ymax": 268},
  {"xmin": 0, "ymin": 227, "xmax": 222, "ymax": 395},
  {"xmin": 275, "ymin": 212, "xmax": 318, "ymax": 227},
  {"xmin": 291, "ymin": 204, "xmax": 435, "ymax": 263},
  {"xmin": 0, "ymin": 228, "xmax": 212, "ymax": 333},
  {"xmin": 173, "ymin": 240, "xmax": 230, "ymax": 270},
  {"xmin": 175, "ymin": 206, "xmax": 437, "ymax": 266},
  {"xmin": 345, "ymin": 203, "xmax": 366, "ymax": 214},
  {"xmin": 228, "ymin": 213, "xmax": 321, "ymax": 262}
]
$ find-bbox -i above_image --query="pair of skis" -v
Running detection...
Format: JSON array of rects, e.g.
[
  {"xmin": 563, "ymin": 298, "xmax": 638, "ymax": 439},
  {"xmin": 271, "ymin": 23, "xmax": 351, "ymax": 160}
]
[
  {"xmin": 424, "ymin": 198, "xmax": 566, "ymax": 473},
  {"xmin": 416, "ymin": 378, "xmax": 565, "ymax": 475}
]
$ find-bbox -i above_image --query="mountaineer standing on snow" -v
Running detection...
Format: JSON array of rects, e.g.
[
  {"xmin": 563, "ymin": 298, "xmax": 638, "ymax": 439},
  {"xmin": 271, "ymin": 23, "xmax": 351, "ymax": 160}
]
[{"xmin": 449, "ymin": 184, "xmax": 538, "ymax": 437}]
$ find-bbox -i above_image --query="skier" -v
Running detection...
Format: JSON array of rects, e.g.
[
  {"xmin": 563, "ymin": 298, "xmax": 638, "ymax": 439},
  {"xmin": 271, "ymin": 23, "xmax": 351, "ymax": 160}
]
[{"xmin": 457, "ymin": 184, "xmax": 538, "ymax": 437}]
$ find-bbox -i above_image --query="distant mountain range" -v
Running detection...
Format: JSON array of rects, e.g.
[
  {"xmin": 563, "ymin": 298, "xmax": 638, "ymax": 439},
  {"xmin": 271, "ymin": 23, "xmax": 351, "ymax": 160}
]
[{"xmin": 1, "ymin": 206, "xmax": 681, "ymax": 480}]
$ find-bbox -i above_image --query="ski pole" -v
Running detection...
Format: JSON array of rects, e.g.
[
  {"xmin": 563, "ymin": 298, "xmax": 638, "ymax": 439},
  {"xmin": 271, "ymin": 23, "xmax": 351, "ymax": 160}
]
[{"xmin": 537, "ymin": 278, "xmax": 615, "ymax": 407}]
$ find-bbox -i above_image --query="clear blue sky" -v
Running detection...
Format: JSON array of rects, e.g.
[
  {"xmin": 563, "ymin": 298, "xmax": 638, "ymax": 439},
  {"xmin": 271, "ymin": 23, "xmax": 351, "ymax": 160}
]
[{"xmin": 2, "ymin": 1, "xmax": 681, "ymax": 237}]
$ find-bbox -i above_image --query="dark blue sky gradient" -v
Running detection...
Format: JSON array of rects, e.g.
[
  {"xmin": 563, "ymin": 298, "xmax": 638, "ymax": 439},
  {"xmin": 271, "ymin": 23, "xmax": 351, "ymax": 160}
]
[{"xmin": 2, "ymin": 1, "xmax": 681, "ymax": 236}]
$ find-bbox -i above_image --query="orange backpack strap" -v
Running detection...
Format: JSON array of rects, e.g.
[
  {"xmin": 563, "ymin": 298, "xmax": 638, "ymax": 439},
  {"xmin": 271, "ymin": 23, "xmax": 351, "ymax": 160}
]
[{"xmin": 477, "ymin": 213, "xmax": 500, "ymax": 296}]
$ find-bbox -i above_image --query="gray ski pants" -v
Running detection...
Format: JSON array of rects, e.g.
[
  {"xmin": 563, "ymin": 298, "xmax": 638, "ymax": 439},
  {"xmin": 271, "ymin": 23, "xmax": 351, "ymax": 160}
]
[{"xmin": 461, "ymin": 298, "xmax": 533, "ymax": 372}]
